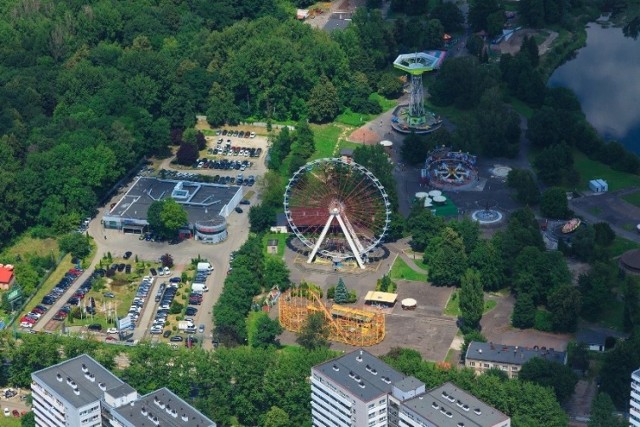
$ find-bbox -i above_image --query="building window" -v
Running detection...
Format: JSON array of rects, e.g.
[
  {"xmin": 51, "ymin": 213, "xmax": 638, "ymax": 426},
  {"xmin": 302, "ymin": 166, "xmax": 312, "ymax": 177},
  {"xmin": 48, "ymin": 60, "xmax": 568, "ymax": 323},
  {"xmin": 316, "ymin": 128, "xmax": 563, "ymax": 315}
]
[
  {"xmin": 483, "ymin": 363, "xmax": 490, "ymax": 368},
  {"xmin": 469, "ymin": 362, "xmax": 475, "ymax": 366}
]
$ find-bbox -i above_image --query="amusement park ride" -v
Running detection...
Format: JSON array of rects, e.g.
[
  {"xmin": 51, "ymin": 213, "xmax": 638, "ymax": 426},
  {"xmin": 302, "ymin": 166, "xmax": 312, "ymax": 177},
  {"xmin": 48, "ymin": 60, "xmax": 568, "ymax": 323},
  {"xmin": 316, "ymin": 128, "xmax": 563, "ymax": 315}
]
[
  {"xmin": 284, "ymin": 158, "xmax": 391, "ymax": 269},
  {"xmin": 392, "ymin": 52, "xmax": 445, "ymax": 133}
]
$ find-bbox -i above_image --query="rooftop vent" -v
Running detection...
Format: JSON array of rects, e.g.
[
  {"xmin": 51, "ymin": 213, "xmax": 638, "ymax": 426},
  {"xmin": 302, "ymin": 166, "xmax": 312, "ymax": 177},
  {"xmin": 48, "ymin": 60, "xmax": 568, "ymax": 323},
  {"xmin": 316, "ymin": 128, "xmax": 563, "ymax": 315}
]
[
  {"xmin": 446, "ymin": 411, "xmax": 453, "ymax": 418},
  {"xmin": 66, "ymin": 377, "xmax": 72, "ymax": 385},
  {"xmin": 354, "ymin": 375, "xmax": 361, "ymax": 381},
  {"xmin": 440, "ymin": 408, "xmax": 447, "ymax": 415},
  {"xmin": 458, "ymin": 423, "xmax": 465, "ymax": 427},
  {"xmin": 358, "ymin": 381, "xmax": 365, "ymax": 389},
  {"xmin": 332, "ymin": 364, "xmax": 339, "ymax": 371},
  {"xmin": 432, "ymin": 402, "xmax": 438, "ymax": 409},
  {"xmin": 182, "ymin": 414, "xmax": 188, "ymax": 422},
  {"xmin": 73, "ymin": 388, "xmax": 80, "ymax": 396},
  {"xmin": 382, "ymin": 376, "xmax": 391, "ymax": 384},
  {"xmin": 442, "ymin": 391, "xmax": 448, "ymax": 398},
  {"xmin": 456, "ymin": 400, "xmax": 463, "ymax": 407},
  {"xmin": 56, "ymin": 373, "xmax": 63, "ymax": 382},
  {"xmin": 152, "ymin": 415, "xmax": 159, "ymax": 426},
  {"xmin": 349, "ymin": 371, "xmax": 355, "ymax": 379},
  {"xmin": 474, "ymin": 408, "xmax": 482, "ymax": 415},
  {"xmin": 98, "ymin": 382, "xmax": 106, "ymax": 391},
  {"xmin": 81, "ymin": 363, "xmax": 88, "ymax": 373},
  {"xmin": 370, "ymin": 368, "xmax": 377, "ymax": 375},
  {"xmin": 462, "ymin": 404, "xmax": 469, "ymax": 411},
  {"xmin": 141, "ymin": 408, "xmax": 148, "ymax": 416},
  {"xmin": 447, "ymin": 395, "xmax": 456, "ymax": 403},
  {"xmin": 85, "ymin": 372, "xmax": 95, "ymax": 382},
  {"xmin": 171, "ymin": 409, "xmax": 178, "ymax": 418},
  {"xmin": 478, "ymin": 349, "xmax": 482, "ymax": 353}
]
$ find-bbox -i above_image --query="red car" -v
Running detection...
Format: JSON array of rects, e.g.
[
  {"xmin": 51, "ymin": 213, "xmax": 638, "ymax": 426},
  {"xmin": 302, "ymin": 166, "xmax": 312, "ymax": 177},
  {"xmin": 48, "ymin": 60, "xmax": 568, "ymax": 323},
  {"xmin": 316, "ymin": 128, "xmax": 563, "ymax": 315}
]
[{"xmin": 20, "ymin": 317, "xmax": 36, "ymax": 324}]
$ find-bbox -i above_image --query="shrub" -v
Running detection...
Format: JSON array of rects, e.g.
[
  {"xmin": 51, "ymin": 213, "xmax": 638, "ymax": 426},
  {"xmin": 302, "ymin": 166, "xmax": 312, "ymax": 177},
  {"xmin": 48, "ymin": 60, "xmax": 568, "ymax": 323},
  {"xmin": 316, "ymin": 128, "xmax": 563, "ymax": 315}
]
[{"xmin": 534, "ymin": 309, "xmax": 553, "ymax": 332}]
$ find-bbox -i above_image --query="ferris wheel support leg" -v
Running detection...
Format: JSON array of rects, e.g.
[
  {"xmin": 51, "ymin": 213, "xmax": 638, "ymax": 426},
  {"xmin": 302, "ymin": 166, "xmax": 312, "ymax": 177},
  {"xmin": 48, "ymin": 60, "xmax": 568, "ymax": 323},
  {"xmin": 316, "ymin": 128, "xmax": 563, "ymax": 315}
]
[
  {"xmin": 307, "ymin": 215, "xmax": 335, "ymax": 265},
  {"xmin": 335, "ymin": 214, "xmax": 366, "ymax": 269}
]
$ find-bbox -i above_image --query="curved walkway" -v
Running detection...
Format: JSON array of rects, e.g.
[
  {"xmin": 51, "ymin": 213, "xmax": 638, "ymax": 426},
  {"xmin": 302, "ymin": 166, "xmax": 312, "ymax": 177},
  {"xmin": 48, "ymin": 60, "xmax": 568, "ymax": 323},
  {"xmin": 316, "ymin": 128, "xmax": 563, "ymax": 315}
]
[{"xmin": 386, "ymin": 239, "xmax": 429, "ymax": 275}]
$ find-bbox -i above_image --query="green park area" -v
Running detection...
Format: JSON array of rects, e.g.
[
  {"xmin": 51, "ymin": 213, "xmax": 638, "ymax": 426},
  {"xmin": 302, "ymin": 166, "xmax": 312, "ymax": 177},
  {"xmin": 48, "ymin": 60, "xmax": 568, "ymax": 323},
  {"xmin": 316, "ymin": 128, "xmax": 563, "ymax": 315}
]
[
  {"xmin": 622, "ymin": 190, "xmax": 640, "ymax": 208},
  {"xmin": 389, "ymin": 257, "xmax": 428, "ymax": 282},
  {"xmin": 262, "ymin": 233, "xmax": 288, "ymax": 257},
  {"xmin": 574, "ymin": 151, "xmax": 640, "ymax": 191},
  {"xmin": 443, "ymin": 290, "xmax": 497, "ymax": 317}
]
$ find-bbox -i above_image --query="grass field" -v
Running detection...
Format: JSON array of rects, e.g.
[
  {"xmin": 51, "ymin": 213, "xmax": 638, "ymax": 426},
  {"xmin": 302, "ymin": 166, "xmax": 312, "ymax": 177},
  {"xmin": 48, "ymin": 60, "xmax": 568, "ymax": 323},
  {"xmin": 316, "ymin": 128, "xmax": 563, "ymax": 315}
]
[
  {"xmin": 444, "ymin": 291, "xmax": 497, "ymax": 317},
  {"xmin": 622, "ymin": 190, "xmax": 640, "ymax": 208},
  {"xmin": 389, "ymin": 257, "xmax": 428, "ymax": 282},
  {"xmin": 16, "ymin": 253, "xmax": 75, "ymax": 320},
  {"xmin": 574, "ymin": 150, "xmax": 640, "ymax": 191},
  {"xmin": 335, "ymin": 93, "xmax": 397, "ymax": 127},
  {"xmin": 2, "ymin": 236, "xmax": 59, "ymax": 260},
  {"xmin": 310, "ymin": 124, "xmax": 343, "ymax": 160},
  {"xmin": 609, "ymin": 236, "xmax": 640, "ymax": 258},
  {"xmin": 262, "ymin": 233, "xmax": 288, "ymax": 257},
  {"xmin": 598, "ymin": 298, "xmax": 625, "ymax": 332},
  {"xmin": 1, "ymin": 416, "xmax": 23, "ymax": 427}
]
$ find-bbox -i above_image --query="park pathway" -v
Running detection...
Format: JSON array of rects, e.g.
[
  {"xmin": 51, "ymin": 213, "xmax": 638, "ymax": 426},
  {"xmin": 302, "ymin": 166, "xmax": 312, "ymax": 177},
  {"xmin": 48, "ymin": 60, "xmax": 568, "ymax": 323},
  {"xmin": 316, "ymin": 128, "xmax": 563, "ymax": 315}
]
[{"xmin": 386, "ymin": 238, "xmax": 428, "ymax": 275}]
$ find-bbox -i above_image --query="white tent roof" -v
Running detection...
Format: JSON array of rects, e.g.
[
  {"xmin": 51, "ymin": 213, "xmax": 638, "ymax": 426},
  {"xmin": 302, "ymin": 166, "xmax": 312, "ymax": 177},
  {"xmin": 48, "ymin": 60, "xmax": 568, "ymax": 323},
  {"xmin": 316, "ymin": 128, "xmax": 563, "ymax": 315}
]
[{"xmin": 379, "ymin": 140, "xmax": 393, "ymax": 147}]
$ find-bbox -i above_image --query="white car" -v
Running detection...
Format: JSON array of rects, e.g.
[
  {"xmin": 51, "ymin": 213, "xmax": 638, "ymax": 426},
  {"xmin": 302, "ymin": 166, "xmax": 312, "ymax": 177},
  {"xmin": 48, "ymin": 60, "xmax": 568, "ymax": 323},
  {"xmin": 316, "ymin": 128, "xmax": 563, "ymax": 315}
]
[
  {"xmin": 3, "ymin": 408, "xmax": 10, "ymax": 417},
  {"xmin": 158, "ymin": 270, "xmax": 164, "ymax": 276},
  {"xmin": 163, "ymin": 267, "xmax": 171, "ymax": 276},
  {"xmin": 20, "ymin": 322, "xmax": 33, "ymax": 328},
  {"xmin": 106, "ymin": 328, "xmax": 118, "ymax": 335}
]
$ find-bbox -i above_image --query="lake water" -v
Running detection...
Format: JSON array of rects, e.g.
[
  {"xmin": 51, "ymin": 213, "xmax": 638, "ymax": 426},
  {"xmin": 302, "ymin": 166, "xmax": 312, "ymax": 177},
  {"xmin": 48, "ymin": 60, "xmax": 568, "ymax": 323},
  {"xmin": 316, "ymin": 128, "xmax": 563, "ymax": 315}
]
[{"xmin": 548, "ymin": 23, "xmax": 640, "ymax": 155}]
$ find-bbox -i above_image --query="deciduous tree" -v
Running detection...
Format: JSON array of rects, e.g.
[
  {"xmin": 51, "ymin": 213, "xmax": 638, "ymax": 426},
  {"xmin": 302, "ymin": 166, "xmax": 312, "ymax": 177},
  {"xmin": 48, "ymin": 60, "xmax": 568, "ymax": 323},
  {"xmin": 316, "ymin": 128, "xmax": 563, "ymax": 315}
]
[
  {"xmin": 459, "ymin": 269, "xmax": 484, "ymax": 332},
  {"xmin": 296, "ymin": 312, "xmax": 330, "ymax": 350}
]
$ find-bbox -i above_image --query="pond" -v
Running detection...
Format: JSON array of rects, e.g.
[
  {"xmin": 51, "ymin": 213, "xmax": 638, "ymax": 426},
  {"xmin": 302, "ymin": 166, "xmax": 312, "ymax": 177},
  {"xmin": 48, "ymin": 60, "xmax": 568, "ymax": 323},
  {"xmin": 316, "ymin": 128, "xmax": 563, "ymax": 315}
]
[{"xmin": 548, "ymin": 22, "xmax": 640, "ymax": 155}]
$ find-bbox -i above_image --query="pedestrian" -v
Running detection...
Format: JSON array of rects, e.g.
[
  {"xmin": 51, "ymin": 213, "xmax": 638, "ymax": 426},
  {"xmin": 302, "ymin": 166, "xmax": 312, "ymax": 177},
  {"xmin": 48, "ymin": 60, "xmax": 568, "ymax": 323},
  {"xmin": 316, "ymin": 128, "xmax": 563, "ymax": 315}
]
[{"xmin": 104, "ymin": 235, "xmax": 107, "ymax": 240}]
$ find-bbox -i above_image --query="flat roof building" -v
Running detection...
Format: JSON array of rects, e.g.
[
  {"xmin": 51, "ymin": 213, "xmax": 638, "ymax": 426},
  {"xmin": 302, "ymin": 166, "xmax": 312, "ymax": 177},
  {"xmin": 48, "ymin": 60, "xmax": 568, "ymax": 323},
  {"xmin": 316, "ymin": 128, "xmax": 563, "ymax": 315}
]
[
  {"xmin": 111, "ymin": 388, "xmax": 216, "ymax": 427},
  {"xmin": 312, "ymin": 349, "xmax": 510, "ymax": 427},
  {"xmin": 103, "ymin": 177, "xmax": 243, "ymax": 243},
  {"xmin": 31, "ymin": 354, "xmax": 138, "ymax": 427},
  {"xmin": 632, "ymin": 368, "xmax": 640, "ymax": 426},
  {"xmin": 31, "ymin": 354, "xmax": 215, "ymax": 427},
  {"xmin": 465, "ymin": 342, "xmax": 567, "ymax": 379}
]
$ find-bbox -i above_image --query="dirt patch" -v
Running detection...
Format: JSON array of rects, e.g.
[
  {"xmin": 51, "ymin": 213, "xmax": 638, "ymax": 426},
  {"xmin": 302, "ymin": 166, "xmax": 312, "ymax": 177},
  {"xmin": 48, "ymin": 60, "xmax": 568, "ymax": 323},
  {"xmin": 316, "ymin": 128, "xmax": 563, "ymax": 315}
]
[
  {"xmin": 481, "ymin": 294, "xmax": 570, "ymax": 351},
  {"xmin": 349, "ymin": 127, "xmax": 380, "ymax": 144},
  {"xmin": 567, "ymin": 259, "xmax": 591, "ymax": 284}
]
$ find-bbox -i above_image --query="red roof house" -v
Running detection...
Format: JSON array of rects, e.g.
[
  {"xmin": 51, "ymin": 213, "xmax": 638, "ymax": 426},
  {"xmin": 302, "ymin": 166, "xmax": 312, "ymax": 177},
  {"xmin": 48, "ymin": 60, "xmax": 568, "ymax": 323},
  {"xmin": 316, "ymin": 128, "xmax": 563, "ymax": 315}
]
[{"xmin": 0, "ymin": 265, "xmax": 15, "ymax": 290}]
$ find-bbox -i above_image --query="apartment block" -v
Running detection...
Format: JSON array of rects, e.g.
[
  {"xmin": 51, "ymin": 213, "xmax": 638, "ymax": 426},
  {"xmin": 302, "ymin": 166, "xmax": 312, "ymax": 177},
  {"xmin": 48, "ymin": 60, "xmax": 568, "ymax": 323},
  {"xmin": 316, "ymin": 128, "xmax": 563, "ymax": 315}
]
[
  {"xmin": 31, "ymin": 354, "xmax": 215, "ymax": 427},
  {"xmin": 465, "ymin": 342, "xmax": 567, "ymax": 379},
  {"xmin": 312, "ymin": 349, "xmax": 510, "ymax": 427},
  {"xmin": 631, "ymin": 368, "xmax": 640, "ymax": 427}
]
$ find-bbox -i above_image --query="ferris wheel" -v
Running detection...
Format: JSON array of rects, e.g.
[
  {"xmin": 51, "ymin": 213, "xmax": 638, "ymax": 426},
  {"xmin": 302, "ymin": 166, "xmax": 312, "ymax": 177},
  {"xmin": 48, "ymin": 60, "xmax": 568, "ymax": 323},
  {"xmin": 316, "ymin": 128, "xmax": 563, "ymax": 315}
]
[{"xmin": 283, "ymin": 158, "xmax": 391, "ymax": 269}]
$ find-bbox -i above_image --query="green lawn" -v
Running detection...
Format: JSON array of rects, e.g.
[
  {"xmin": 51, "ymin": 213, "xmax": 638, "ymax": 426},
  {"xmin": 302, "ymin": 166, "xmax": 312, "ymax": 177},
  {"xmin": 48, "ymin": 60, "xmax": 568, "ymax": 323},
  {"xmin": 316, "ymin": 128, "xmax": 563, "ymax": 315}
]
[
  {"xmin": 310, "ymin": 124, "xmax": 343, "ymax": 160},
  {"xmin": 335, "ymin": 93, "xmax": 397, "ymax": 127},
  {"xmin": 389, "ymin": 257, "xmax": 428, "ymax": 282},
  {"xmin": 2, "ymin": 235, "xmax": 60, "ymax": 259},
  {"xmin": 622, "ymin": 191, "xmax": 640, "ymax": 208},
  {"xmin": 508, "ymin": 96, "xmax": 534, "ymax": 119},
  {"xmin": 609, "ymin": 236, "xmax": 640, "ymax": 258},
  {"xmin": 574, "ymin": 150, "xmax": 640, "ymax": 191},
  {"xmin": 444, "ymin": 290, "xmax": 460, "ymax": 316},
  {"xmin": 444, "ymin": 291, "xmax": 498, "ymax": 317},
  {"xmin": 598, "ymin": 298, "xmax": 625, "ymax": 332},
  {"xmin": 0, "ymin": 416, "xmax": 23, "ymax": 427},
  {"xmin": 262, "ymin": 233, "xmax": 288, "ymax": 257}
]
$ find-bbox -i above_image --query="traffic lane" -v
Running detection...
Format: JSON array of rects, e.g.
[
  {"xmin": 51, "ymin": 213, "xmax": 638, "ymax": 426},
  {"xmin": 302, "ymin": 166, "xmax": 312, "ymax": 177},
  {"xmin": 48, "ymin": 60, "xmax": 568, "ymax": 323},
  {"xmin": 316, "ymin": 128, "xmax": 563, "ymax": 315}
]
[{"xmin": 197, "ymin": 212, "xmax": 250, "ymax": 349}]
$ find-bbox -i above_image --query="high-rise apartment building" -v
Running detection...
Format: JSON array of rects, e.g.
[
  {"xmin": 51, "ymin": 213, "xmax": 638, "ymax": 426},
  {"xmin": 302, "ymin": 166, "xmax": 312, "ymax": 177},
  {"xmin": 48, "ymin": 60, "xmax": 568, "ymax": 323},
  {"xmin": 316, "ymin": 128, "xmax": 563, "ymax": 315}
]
[
  {"xmin": 631, "ymin": 368, "xmax": 640, "ymax": 426},
  {"xmin": 312, "ymin": 349, "xmax": 510, "ymax": 427},
  {"xmin": 31, "ymin": 354, "xmax": 215, "ymax": 427}
]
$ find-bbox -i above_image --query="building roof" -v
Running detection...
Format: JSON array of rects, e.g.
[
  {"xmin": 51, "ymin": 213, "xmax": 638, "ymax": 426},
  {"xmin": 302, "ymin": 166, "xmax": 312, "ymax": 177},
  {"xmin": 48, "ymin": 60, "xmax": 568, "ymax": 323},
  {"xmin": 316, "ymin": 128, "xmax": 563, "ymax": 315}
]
[
  {"xmin": 393, "ymin": 376, "xmax": 423, "ymax": 393},
  {"xmin": 576, "ymin": 327, "xmax": 628, "ymax": 346},
  {"xmin": 364, "ymin": 291, "xmax": 398, "ymax": 304},
  {"xmin": 275, "ymin": 212, "xmax": 288, "ymax": 227},
  {"xmin": 105, "ymin": 177, "xmax": 241, "ymax": 225},
  {"xmin": 0, "ymin": 267, "xmax": 14, "ymax": 284},
  {"xmin": 340, "ymin": 148, "xmax": 354, "ymax": 156},
  {"xmin": 112, "ymin": 388, "xmax": 216, "ymax": 427},
  {"xmin": 267, "ymin": 239, "xmax": 279, "ymax": 247},
  {"xmin": 313, "ymin": 349, "xmax": 405, "ymax": 402},
  {"xmin": 466, "ymin": 341, "xmax": 566, "ymax": 366},
  {"xmin": 32, "ymin": 354, "xmax": 135, "ymax": 409},
  {"xmin": 403, "ymin": 382, "xmax": 510, "ymax": 427},
  {"xmin": 621, "ymin": 249, "xmax": 640, "ymax": 271}
]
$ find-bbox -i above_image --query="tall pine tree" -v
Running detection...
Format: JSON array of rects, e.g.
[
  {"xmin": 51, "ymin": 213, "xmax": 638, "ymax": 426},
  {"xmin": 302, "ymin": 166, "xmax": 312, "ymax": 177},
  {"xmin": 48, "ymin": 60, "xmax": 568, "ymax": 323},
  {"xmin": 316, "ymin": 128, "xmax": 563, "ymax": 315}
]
[{"xmin": 334, "ymin": 278, "xmax": 349, "ymax": 304}]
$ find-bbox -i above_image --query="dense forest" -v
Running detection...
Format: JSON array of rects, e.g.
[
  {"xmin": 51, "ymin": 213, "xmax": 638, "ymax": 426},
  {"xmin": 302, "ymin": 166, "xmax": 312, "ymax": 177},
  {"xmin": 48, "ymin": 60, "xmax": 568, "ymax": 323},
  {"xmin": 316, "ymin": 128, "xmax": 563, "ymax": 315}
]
[{"xmin": 0, "ymin": 0, "xmax": 406, "ymax": 249}]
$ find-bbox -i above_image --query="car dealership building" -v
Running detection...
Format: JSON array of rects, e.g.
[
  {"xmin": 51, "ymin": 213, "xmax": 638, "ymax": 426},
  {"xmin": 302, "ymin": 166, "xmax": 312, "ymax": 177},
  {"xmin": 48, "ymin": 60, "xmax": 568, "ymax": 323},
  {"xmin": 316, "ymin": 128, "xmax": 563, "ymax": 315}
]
[{"xmin": 102, "ymin": 177, "xmax": 243, "ymax": 243}]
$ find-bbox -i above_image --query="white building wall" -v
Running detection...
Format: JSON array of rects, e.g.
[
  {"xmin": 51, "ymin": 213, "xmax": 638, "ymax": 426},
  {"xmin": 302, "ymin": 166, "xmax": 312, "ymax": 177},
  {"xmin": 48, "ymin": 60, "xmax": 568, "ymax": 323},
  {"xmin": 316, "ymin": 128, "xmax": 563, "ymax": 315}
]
[{"xmin": 631, "ymin": 370, "xmax": 640, "ymax": 426}]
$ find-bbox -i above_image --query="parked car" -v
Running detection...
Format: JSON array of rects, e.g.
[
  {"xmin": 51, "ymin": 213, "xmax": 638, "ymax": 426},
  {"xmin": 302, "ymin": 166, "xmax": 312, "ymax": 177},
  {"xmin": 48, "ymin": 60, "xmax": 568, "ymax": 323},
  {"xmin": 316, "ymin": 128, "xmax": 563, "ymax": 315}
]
[
  {"xmin": 87, "ymin": 324, "xmax": 102, "ymax": 331},
  {"xmin": 235, "ymin": 207, "xmax": 243, "ymax": 214},
  {"xmin": 163, "ymin": 330, "xmax": 172, "ymax": 338},
  {"xmin": 106, "ymin": 328, "xmax": 118, "ymax": 334},
  {"xmin": 185, "ymin": 307, "xmax": 198, "ymax": 316},
  {"xmin": 123, "ymin": 251, "xmax": 133, "ymax": 259},
  {"xmin": 170, "ymin": 335, "xmax": 184, "ymax": 342}
]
